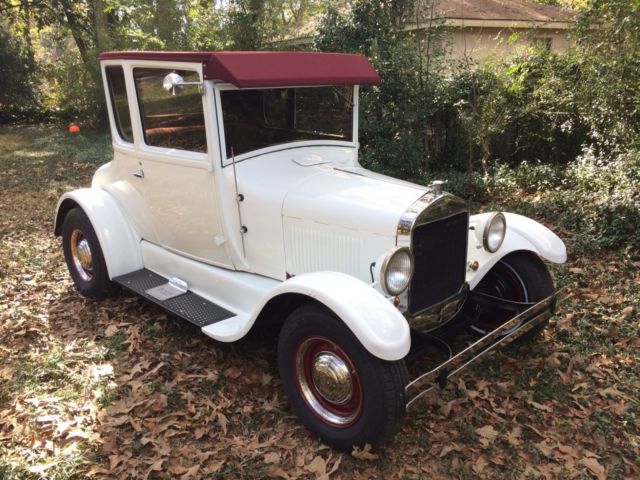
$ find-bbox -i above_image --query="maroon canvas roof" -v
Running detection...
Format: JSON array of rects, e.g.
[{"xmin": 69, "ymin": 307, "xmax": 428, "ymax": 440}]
[{"xmin": 98, "ymin": 51, "xmax": 380, "ymax": 88}]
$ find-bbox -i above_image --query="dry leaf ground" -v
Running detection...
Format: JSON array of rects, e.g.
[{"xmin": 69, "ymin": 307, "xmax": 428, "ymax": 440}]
[{"xmin": 0, "ymin": 125, "xmax": 638, "ymax": 479}]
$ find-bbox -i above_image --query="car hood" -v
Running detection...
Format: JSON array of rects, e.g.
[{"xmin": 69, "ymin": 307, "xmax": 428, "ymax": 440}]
[
  {"xmin": 282, "ymin": 156, "xmax": 427, "ymax": 237},
  {"xmin": 232, "ymin": 146, "xmax": 429, "ymax": 279}
]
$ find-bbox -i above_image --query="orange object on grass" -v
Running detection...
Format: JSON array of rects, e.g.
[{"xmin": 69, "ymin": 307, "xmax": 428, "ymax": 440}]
[{"xmin": 69, "ymin": 124, "xmax": 80, "ymax": 134}]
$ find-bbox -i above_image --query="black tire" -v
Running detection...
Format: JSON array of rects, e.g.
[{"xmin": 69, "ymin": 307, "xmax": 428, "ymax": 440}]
[
  {"xmin": 61, "ymin": 208, "xmax": 116, "ymax": 300},
  {"xmin": 278, "ymin": 304, "xmax": 408, "ymax": 451},
  {"xmin": 469, "ymin": 251, "xmax": 555, "ymax": 339}
]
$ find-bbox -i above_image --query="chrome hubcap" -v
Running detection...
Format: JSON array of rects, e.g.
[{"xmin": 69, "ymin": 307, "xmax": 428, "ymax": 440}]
[
  {"xmin": 311, "ymin": 352, "xmax": 353, "ymax": 405},
  {"xmin": 70, "ymin": 230, "xmax": 93, "ymax": 282},
  {"xmin": 295, "ymin": 336, "xmax": 362, "ymax": 427}
]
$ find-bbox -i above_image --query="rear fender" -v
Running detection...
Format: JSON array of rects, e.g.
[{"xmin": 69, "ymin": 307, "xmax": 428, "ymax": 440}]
[{"xmin": 54, "ymin": 188, "xmax": 142, "ymax": 278}]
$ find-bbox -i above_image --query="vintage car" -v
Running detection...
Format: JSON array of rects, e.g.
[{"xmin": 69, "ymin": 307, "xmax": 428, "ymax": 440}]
[{"xmin": 54, "ymin": 51, "xmax": 567, "ymax": 451}]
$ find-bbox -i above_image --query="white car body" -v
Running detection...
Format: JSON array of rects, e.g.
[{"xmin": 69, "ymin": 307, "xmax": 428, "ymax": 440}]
[{"xmin": 55, "ymin": 54, "xmax": 566, "ymax": 363}]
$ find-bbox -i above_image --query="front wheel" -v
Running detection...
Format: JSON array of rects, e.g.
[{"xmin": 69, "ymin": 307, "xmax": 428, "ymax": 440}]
[
  {"xmin": 278, "ymin": 304, "xmax": 408, "ymax": 451},
  {"xmin": 469, "ymin": 251, "xmax": 555, "ymax": 337}
]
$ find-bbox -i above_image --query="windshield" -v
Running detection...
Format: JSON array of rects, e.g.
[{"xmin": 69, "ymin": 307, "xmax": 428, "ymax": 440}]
[{"xmin": 220, "ymin": 86, "xmax": 354, "ymax": 158}]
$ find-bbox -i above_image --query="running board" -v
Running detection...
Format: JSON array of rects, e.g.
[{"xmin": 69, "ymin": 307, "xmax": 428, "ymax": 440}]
[{"xmin": 113, "ymin": 269, "xmax": 236, "ymax": 328}]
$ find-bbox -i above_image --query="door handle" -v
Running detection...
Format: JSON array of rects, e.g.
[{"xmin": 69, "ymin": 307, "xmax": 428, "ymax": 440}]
[{"xmin": 132, "ymin": 169, "xmax": 144, "ymax": 179}]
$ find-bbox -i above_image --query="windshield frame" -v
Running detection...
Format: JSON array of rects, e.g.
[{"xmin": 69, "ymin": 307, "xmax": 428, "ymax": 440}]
[{"xmin": 214, "ymin": 83, "xmax": 359, "ymax": 166}]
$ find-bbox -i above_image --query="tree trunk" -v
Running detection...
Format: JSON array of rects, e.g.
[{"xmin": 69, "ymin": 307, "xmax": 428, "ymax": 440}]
[
  {"xmin": 155, "ymin": 0, "xmax": 180, "ymax": 49},
  {"xmin": 20, "ymin": 0, "xmax": 35, "ymax": 64},
  {"xmin": 481, "ymin": 137, "xmax": 490, "ymax": 174},
  {"xmin": 58, "ymin": 0, "xmax": 92, "ymax": 68},
  {"xmin": 93, "ymin": 0, "xmax": 109, "ymax": 52}
]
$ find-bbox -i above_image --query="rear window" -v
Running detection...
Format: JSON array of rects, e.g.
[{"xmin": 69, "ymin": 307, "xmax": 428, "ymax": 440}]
[
  {"xmin": 105, "ymin": 66, "xmax": 133, "ymax": 143},
  {"xmin": 133, "ymin": 68, "xmax": 207, "ymax": 153}
]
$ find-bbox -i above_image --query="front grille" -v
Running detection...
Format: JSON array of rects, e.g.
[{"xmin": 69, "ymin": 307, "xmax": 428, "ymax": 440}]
[{"xmin": 408, "ymin": 212, "xmax": 468, "ymax": 313}]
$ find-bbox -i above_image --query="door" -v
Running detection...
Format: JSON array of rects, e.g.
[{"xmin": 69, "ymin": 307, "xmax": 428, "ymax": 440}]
[{"xmin": 131, "ymin": 66, "xmax": 231, "ymax": 268}]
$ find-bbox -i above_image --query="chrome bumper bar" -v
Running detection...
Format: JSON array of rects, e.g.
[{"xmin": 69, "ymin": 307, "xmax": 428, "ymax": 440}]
[{"xmin": 405, "ymin": 287, "xmax": 569, "ymax": 409}]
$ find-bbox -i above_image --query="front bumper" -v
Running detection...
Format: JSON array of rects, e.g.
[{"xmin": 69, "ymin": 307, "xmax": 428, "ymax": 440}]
[{"xmin": 405, "ymin": 287, "xmax": 569, "ymax": 409}]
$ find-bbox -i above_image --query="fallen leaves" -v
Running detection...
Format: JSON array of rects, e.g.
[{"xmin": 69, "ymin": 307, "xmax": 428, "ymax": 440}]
[
  {"xmin": 351, "ymin": 443, "xmax": 379, "ymax": 460},
  {"xmin": 1, "ymin": 127, "xmax": 639, "ymax": 478},
  {"xmin": 527, "ymin": 398, "xmax": 554, "ymax": 412},
  {"xmin": 438, "ymin": 443, "xmax": 462, "ymax": 457},
  {"xmin": 216, "ymin": 412, "xmax": 228, "ymax": 435},
  {"xmin": 476, "ymin": 425, "xmax": 498, "ymax": 447},
  {"xmin": 581, "ymin": 457, "xmax": 606, "ymax": 480},
  {"xmin": 104, "ymin": 324, "xmax": 118, "ymax": 337},
  {"xmin": 506, "ymin": 426, "xmax": 523, "ymax": 447},
  {"xmin": 305, "ymin": 456, "xmax": 327, "ymax": 476},
  {"xmin": 167, "ymin": 463, "xmax": 200, "ymax": 479},
  {"xmin": 305, "ymin": 455, "xmax": 342, "ymax": 479},
  {"xmin": 472, "ymin": 455, "xmax": 488, "ymax": 475},
  {"xmin": 619, "ymin": 305, "xmax": 635, "ymax": 321},
  {"xmin": 263, "ymin": 451, "xmax": 281, "ymax": 464}
]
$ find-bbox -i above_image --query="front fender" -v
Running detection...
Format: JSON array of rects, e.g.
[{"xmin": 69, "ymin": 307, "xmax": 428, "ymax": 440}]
[
  {"xmin": 467, "ymin": 212, "xmax": 567, "ymax": 289},
  {"xmin": 257, "ymin": 272, "xmax": 410, "ymax": 361},
  {"xmin": 54, "ymin": 188, "xmax": 142, "ymax": 278}
]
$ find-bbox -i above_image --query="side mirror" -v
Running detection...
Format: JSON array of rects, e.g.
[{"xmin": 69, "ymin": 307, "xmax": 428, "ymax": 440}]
[
  {"xmin": 163, "ymin": 72, "xmax": 184, "ymax": 95},
  {"xmin": 162, "ymin": 72, "xmax": 202, "ymax": 96}
]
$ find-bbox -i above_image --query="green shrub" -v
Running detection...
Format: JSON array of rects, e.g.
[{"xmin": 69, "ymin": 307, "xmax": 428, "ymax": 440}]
[
  {"xmin": 446, "ymin": 51, "xmax": 588, "ymax": 172},
  {"xmin": 41, "ymin": 50, "xmax": 105, "ymax": 125},
  {"xmin": 432, "ymin": 150, "xmax": 640, "ymax": 255},
  {"xmin": 0, "ymin": 24, "xmax": 39, "ymax": 114},
  {"xmin": 552, "ymin": 149, "xmax": 640, "ymax": 253},
  {"xmin": 571, "ymin": 0, "xmax": 640, "ymax": 153},
  {"xmin": 315, "ymin": 0, "xmax": 448, "ymax": 181}
]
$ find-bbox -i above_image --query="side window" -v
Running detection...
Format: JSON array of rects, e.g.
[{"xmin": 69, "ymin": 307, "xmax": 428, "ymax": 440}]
[
  {"xmin": 105, "ymin": 66, "xmax": 133, "ymax": 143},
  {"xmin": 133, "ymin": 68, "xmax": 207, "ymax": 153}
]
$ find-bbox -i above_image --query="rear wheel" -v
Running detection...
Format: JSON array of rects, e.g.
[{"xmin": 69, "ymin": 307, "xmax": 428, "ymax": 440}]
[
  {"xmin": 469, "ymin": 252, "xmax": 554, "ymax": 337},
  {"xmin": 278, "ymin": 304, "xmax": 408, "ymax": 451},
  {"xmin": 61, "ymin": 208, "xmax": 116, "ymax": 300}
]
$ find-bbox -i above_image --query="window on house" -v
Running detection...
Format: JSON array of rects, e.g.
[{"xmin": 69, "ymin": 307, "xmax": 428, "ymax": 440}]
[
  {"xmin": 133, "ymin": 68, "xmax": 207, "ymax": 153},
  {"xmin": 533, "ymin": 37, "xmax": 553, "ymax": 51},
  {"xmin": 105, "ymin": 66, "xmax": 133, "ymax": 143}
]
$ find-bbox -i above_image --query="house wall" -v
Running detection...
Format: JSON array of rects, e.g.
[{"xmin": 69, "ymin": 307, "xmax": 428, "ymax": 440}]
[{"xmin": 446, "ymin": 26, "xmax": 570, "ymax": 61}]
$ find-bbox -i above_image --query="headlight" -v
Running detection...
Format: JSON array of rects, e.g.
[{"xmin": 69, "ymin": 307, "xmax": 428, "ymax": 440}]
[
  {"xmin": 483, "ymin": 212, "xmax": 506, "ymax": 252},
  {"xmin": 380, "ymin": 247, "xmax": 414, "ymax": 295}
]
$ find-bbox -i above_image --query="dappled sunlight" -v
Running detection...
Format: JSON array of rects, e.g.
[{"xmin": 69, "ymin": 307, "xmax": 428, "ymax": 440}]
[
  {"xmin": 11, "ymin": 150, "xmax": 56, "ymax": 158},
  {"xmin": 1, "ymin": 125, "xmax": 638, "ymax": 478}
]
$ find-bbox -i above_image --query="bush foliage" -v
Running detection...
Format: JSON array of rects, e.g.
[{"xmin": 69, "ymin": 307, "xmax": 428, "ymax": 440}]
[
  {"xmin": 438, "ymin": 149, "xmax": 640, "ymax": 254},
  {"xmin": 314, "ymin": 0, "xmax": 638, "ymax": 177},
  {"xmin": 315, "ymin": 0, "xmax": 447, "ymax": 180}
]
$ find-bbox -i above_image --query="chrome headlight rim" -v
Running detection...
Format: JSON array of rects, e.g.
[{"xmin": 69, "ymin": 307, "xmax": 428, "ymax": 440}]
[
  {"xmin": 483, "ymin": 212, "xmax": 506, "ymax": 253},
  {"xmin": 380, "ymin": 246, "xmax": 414, "ymax": 296}
]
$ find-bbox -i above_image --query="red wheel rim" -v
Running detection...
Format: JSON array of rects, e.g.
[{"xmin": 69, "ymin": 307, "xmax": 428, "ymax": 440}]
[{"xmin": 293, "ymin": 336, "xmax": 363, "ymax": 428}]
